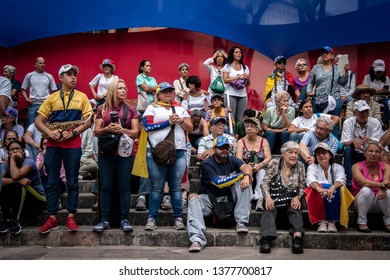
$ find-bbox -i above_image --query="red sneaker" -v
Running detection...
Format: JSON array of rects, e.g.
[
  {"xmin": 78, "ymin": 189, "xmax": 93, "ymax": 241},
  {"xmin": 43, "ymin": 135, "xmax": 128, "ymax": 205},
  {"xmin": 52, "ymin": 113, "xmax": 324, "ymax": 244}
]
[
  {"xmin": 39, "ymin": 217, "xmax": 59, "ymax": 234},
  {"xmin": 66, "ymin": 216, "xmax": 79, "ymax": 232}
]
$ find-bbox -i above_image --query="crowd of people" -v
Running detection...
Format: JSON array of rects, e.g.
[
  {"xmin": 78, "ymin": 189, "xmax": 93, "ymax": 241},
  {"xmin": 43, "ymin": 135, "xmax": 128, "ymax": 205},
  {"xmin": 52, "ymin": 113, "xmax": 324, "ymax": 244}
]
[{"xmin": 0, "ymin": 45, "xmax": 390, "ymax": 255}]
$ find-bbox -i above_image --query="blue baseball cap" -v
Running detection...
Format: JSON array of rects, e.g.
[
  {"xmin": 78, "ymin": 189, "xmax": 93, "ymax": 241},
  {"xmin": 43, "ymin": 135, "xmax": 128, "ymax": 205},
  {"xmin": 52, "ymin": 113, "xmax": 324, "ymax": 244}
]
[
  {"xmin": 321, "ymin": 46, "xmax": 334, "ymax": 55},
  {"xmin": 158, "ymin": 82, "xmax": 175, "ymax": 92},
  {"xmin": 214, "ymin": 136, "xmax": 230, "ymax": 147},
  {"xmin": 210, "ymin": 117, "xmax": 227, "ymax": 126},
  {"xmin": 5, "ymin": 106, "xmax": 18, "ymax": 118},
  {"xmin": 274, "ymin": 55, "xmax": 286, "ymax": 64}
]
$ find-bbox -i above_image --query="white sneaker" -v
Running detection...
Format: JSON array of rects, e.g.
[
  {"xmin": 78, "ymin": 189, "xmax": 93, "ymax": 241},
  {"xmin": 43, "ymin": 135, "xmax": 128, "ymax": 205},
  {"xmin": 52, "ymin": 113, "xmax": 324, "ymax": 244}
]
[
  {"xmin": 327, "ymin": 222, "xmax": 337, "ymax": 233},
  {"xmin": 317, "ymin": 221, "xmax": 327, "ymax": 232}
]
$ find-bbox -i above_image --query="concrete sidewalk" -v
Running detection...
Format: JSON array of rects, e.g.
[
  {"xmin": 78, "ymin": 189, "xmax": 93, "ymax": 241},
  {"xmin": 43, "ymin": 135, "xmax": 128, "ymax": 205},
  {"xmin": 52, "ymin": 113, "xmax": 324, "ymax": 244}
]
[{"xmin": 0, "ymin": 245, "xmax": 389, "ymax": 260}]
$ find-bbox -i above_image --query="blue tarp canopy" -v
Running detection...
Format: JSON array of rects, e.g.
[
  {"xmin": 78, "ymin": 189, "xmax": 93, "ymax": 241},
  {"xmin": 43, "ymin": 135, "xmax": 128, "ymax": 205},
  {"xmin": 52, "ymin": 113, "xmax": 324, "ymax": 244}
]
[{"xmin": 2, "ymin": 0, "xmax": 390, "ymax": 58}]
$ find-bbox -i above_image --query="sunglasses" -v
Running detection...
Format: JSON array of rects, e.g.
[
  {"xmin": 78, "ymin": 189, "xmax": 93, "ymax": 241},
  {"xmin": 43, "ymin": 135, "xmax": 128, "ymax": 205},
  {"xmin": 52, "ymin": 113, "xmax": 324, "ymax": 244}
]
[
  {"xmin": 216, "ymin": 145, "xmax": 230, "ymax": 150},
  {"xmin": 277, "ymin": 60, "xmax": 286, "ymax": 65},
  {"xmin": 298, "ymin": 64, "xmax": 307, "ymax": 67}
]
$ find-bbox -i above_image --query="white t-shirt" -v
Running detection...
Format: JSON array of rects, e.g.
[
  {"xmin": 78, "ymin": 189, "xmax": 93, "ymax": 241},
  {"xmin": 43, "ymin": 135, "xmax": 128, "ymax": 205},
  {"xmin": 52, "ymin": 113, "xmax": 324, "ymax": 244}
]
[
  {"xmin": 362, "ymin": 74, "xmax": 390, "ymax": 91},
  {"xmin": 222, "ymin": 64, "xmax": 250, "ymax": 97},
  {"xmin": 291, "ymin": 113, "xmax": 331, "ymax": 132},
  {"xmin": 89, "ymin": 73, "xmax": 119, "ymax": 98},
  {"xmin": 21, "ymin": 71, "xmax": 57, "ymax": 103},
  {"xmin": 143, "ymin": 105, "xmax": 189, "ymax": 150},
  {"xmin": 27, "ymin": 123, "xmax": 42, "ymax": 144}
]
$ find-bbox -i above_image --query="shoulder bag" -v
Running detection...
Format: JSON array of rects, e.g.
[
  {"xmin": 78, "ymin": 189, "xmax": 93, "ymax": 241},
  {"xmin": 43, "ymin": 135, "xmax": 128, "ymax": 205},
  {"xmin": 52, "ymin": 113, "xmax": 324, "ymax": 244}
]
[
  {"xmin": 147, "ymin": 106, "xmax": 176, "ymax": 166},
  {"xmin": 210, "ymin": 76, "xmax": 225, "ymax": 93},
  {"xmin": 314, "ymin": 66, "xmax": 334, "ymax": 112},
  {"xmin": 269, "ymin": 159, "xmax": 299, "ymax": 208},
  {"xmin": 98, "ymin": 104, "xmax": 129, "ymax": 155}
]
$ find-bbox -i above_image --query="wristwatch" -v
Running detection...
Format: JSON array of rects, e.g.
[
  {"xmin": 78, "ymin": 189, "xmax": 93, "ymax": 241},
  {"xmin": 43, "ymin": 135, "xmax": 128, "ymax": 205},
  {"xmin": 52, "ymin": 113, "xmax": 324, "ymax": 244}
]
[{"xmin": 72, "ymin": 130, "xmax": 78, "ymax": 136}]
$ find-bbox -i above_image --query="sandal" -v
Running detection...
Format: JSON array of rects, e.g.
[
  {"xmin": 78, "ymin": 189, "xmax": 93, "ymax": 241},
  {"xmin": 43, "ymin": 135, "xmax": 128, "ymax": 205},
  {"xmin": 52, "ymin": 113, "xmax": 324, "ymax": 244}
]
[{"xmin": 357, "ymin": 225, "xmax": 371, "ymax": 233}]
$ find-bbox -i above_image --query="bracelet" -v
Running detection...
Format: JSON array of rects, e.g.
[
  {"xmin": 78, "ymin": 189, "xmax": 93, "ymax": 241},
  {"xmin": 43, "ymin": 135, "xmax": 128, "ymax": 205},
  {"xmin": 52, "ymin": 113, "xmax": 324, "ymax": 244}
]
[{"xmin": 243, "ymin": 173, "xmax": 252, "ymax": 180}]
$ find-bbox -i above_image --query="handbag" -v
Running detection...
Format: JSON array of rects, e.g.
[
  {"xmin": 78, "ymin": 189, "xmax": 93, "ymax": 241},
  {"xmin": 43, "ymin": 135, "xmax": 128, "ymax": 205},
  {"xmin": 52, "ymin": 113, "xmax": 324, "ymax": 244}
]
[
  {"xmin": 269, "ymin": 159, "xmax": 299, "ymax": 208},
  {"xmin": 147, "ymin": 106, "xmax": 176, "ymax": 166},
  {"xmin": 207, "ymin": 188, "xmax": 235, "ymax": 227},
  {"xmin": 98, "ymin": 104, "xmax": 129, "ymax": 155},
  {"xmin": 210, "ymin": 76, "xmax": 225, "ymax": 93},
  {"xmin": 136, "ymin": 91, "xmax": 153, "ymax": 112},
  {"xmin": 314, "ymin": 66, "xmax": 334, "ymax": 112},
  {"xmin": 230, "ymin": 78, "xmax": 248, "ymax": 90}
]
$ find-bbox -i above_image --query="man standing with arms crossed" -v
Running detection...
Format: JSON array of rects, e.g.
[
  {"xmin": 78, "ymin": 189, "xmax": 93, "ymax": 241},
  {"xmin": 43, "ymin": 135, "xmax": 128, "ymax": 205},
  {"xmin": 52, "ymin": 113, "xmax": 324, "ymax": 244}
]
[{"xmin": 35, "ymin": 64, "xmax": 92, "ymax": 233}]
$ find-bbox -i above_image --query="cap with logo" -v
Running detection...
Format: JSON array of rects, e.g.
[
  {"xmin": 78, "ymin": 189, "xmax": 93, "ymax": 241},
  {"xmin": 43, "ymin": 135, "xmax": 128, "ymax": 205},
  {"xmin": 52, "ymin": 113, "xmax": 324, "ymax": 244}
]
[
  {"xmin": 213, "ymin": 135, "xmax": 230, "ymax": 147},
  {"xmin": 321, "ymin": 46, "xmax": 334, "ymax": 55},
  {"xmin": 158, "ymin": 82, "xmax": 175, "ymax": 92},
  {"xmin": 58, "ymin": 64, "xmax": 79, "ymax": 75},
  {"xmin": 354, "ymin": 100, "xmax": 371, "ymax": 112}
]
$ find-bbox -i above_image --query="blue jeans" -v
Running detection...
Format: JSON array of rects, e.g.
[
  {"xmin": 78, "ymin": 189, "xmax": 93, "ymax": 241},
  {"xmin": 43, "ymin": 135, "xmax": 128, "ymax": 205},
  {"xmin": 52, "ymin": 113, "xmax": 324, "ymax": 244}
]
[
  {"xmin": 98, "ymin": 154, "xmax": 133, "ymax": 221},
  {"xmin": 147, "ymin": 149, "xmax": 187, "ymax": 220},
  {"xmin": 298, "ymin": 86, "xmax": 308, "ymax": 101},
  {"xmin": 27, "ymin": 103, "xmax": 41, "ymax": 127},
  {"xmin": 262, "ymin": 130, "xmax": 289, "ymax": 151},
  {"xmin": 138, "ymin": 177, "xmax": 151, "ymax": 196},
  {"xmin": 343, "ymin": 146, "xmax": 366, "ymax": 187},
  {"xmin": 313, "ymin": 97, "xmax": 342, "ymax": 139},
  {"xmin": 45, "ymin": 147, "xmax": 81, "ymax": 215},
  {"xmin": 289, "ymin": 132, "xmax": 305, "ymax": 144}
]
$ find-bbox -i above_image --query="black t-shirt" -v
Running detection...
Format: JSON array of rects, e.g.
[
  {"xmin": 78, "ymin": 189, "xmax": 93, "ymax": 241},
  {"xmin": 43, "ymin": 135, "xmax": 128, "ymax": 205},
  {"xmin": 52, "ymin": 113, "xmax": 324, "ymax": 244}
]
[{"xmin": 199, "ymin": 155, "xmax": 244, "ymax": 195}]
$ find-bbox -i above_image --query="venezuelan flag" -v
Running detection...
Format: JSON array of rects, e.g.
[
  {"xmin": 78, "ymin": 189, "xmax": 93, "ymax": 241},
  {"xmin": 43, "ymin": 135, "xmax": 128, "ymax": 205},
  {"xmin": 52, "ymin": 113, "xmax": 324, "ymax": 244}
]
[{"xmin": 305, "ymin": 184, "xmax": 354, "ymax": 228}]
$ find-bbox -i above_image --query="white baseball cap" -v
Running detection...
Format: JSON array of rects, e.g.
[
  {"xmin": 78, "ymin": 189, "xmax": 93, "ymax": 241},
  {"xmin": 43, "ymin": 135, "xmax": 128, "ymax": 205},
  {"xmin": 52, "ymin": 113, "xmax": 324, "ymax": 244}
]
[{"xmin": 58, "ymin": 64, "xmax": 79, "ymax": 75}]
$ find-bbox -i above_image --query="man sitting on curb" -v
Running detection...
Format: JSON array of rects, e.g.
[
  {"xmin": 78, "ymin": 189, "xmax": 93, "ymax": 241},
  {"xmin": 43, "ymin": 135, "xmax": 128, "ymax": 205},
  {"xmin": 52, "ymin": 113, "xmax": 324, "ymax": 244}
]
[{"xmin": 187, "ymin": 136, "xmax": 252, "ymax": 252}]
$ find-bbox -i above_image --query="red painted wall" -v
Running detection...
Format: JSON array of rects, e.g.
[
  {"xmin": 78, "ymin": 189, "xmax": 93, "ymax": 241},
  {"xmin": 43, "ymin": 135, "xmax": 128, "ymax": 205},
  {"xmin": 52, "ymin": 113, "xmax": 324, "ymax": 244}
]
[{"xmin": 0, "ymin": 28, "xmax": 389, "ymax": 121}]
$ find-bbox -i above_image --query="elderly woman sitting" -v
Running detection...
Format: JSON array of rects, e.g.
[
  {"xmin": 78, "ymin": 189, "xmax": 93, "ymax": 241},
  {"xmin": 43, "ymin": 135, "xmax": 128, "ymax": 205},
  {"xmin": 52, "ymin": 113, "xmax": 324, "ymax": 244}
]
[
  {"xmin": 352, "ymin": 140, "xmax": 390, "ymax": 233},
  {"xmin": 305, "ymin": 143, "xmax": 353, "ymax": 233},
  {"xmin": 259, "ymin": 141, "xmax": 306, "ymax": 254},
  {"xmin": 262, "ymin": 91, "xmax": 296, "ymax": 153}
]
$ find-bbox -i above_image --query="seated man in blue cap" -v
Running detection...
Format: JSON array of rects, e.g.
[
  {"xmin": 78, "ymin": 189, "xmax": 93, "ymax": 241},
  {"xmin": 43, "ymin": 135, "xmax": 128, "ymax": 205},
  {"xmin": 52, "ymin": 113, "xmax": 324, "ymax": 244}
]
[{"xmin": 187, "ymin": 135, "xmax": 253, "ymax": 252}]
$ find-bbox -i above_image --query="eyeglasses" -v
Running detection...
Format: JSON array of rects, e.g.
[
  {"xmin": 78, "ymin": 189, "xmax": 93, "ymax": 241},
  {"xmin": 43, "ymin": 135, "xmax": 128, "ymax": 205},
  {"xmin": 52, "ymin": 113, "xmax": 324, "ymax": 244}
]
[
  {"xmin": 216, "ymin": 145, "xmax": 230, "ymax": 150},
  {"xmin": 244, "ymin": 124, "xmax": 257, "ymax": 129},
  {"xmin": 212, "ymin": 122, "xmax": 225, "ymax": 127},
  {"xmin": 298, "ymin": 64, "xmax": 307, "ymax": 67},
  {"xmin": 315, "ymin": 126, "xmax": 328, "ymax": 132}
]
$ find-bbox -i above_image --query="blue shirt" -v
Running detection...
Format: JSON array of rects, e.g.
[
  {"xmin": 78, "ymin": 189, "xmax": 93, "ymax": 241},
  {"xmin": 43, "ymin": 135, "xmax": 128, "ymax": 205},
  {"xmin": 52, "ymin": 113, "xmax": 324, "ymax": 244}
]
[{"xmin": 301, "ymin": 131, "xmax": 339, "ymax": 156}]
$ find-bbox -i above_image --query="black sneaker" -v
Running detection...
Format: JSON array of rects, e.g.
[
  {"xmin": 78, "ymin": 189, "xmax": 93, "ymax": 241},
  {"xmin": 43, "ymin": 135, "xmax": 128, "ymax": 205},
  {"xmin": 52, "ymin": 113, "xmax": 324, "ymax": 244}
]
[
  {"xmin": 259, "ymin": 237, "xmax": 271, "ymax": 253},
  {"xmin": 0, "ymin": 221, "xmax": 10, "ymax": 234},
  {"xmin": 292, "ymin": 236, "xmax": 303, "ymax": 254},
  {"xmin": 9, "ymin": 221, "xmax": 21, "ymax": 235}
]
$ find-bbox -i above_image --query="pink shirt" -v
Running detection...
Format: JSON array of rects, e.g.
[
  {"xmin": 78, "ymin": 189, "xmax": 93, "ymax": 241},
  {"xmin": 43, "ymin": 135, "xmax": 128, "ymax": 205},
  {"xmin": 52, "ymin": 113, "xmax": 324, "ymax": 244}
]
[{"xmin": 351, "ymin": 161, "xmax": 385, "ymax": 196}]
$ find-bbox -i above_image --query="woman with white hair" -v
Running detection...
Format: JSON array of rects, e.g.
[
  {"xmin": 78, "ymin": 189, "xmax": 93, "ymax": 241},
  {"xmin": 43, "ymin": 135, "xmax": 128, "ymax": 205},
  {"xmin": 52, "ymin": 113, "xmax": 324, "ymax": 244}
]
[
  {"xmin": 259, "ymin": 141, "xmax": 306, "ymax": 254},
  {"xmin": 173, "ymin": 63, "xmax": 190, "ymax": 103},
  {"xmin": 262, "ymin": 91, "xmax": 295, "ymax": 153},
  {"xmin": 3, "ymin": 65, "xmax": 21, "ymax": 109},
  {"xmin": 293, "ymin": 58, "xmax": 310, "ymax": 101}
]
